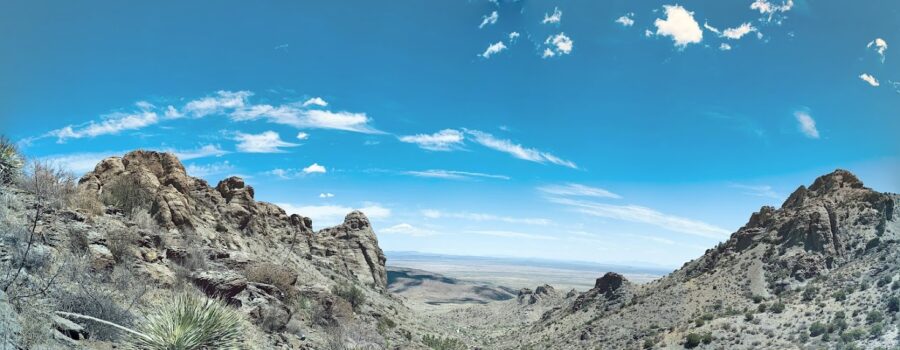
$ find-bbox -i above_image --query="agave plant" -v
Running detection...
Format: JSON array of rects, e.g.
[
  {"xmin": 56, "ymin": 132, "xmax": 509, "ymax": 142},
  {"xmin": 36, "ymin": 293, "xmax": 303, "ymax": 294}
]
[
  {"xmin": 126, "ymin": 293, "xmax": 245, "ymax": 350},
  {"xmin": 0, "ymin": 136, "xmax": 23, "ymax": 185}
]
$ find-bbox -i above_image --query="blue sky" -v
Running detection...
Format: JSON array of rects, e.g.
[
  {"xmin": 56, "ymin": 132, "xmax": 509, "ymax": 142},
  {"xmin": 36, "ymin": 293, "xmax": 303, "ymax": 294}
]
[{"xmin": 1, "ymin": 0, "xmax": 897, "ymax": 267}]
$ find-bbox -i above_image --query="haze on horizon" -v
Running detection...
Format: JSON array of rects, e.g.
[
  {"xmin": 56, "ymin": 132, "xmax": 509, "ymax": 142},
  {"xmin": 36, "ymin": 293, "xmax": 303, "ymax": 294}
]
[{"xmin": 1, "ymin": 0, "xmax": 897, "ymax": 268}]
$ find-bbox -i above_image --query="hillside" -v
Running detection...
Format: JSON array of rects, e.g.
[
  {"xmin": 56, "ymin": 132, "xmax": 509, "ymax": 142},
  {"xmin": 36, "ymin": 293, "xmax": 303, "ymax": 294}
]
[{"xmin": 1, "ymin": 150, "xmax": 897, "ymax": 350}]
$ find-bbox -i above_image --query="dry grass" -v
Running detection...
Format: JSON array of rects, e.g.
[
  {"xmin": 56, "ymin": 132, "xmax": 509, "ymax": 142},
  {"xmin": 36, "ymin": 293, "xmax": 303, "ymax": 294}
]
[{"xmin": 244, "ymin": 263, "xmax": 298, "ymax": 299}]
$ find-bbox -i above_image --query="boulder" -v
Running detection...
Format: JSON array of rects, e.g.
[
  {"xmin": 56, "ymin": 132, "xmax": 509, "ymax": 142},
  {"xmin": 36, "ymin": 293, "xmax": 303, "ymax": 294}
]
[{"xmin": 190, "ymin": 270, "xmax": 248, "ymax": 301}]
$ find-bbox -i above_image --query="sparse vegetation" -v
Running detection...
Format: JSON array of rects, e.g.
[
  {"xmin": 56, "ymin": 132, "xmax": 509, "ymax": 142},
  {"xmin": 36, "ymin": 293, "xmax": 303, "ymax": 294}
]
[
  {"xmin": 244, "ymin": 262, "xmax": 298, "ymax": 300},
  {"xmin": 0, "ymin": 136, "xmax": 23, "ymax": 185},
  {"xmin": 57, "ymin": 288, "xmax": 134, "ymax": 341},
  {"xmin": 332, "ymin": 283, "xmax": 366, "ymax": 311},
  {"xmin": 809, "ymin": 321, "xmax": 826, "ymax": 337},
  {"xmin": 422, "ymin": 334, "xmax": 466, "ymax": 350},
  {"xmin": 101, "ymin": 173, "xmax": 153, "ymax": 215},
  {"xmin": 769, "ymin": 301, "xmax": 785, "ymax": 314},
  {"xmin": 684, "ymin": 333, "xmax": 702, "ymax": 348},
  {"xmin": 887, "ymin": 296, "xmax": 899, "ymax": 313}
]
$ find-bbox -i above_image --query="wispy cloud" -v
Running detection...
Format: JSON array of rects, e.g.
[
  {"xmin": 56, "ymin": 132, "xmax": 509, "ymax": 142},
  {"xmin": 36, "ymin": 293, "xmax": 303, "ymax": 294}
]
[
  {"xmin": 185, "ymin": 161, "xmax": 235, "ymax": 178},
  {"xmin": 479, "ymin": 10, "xmax": 499, "ymax": 29},
  {"xmin": 301, "ymin": 97, "xmax": 328, "ymax": 108},
  {"xmin": 404, "ymin": 169, "xmax": 509, "ymax": 181},
  {"xmin": 537, "ymin": 184, "xmax": 621, "ymax": 199},
  {"xmin": 296, "ymin": 132, "xmax": 310, "ymax": 140},
  {"xmin": 231, "ymin": 105, "xmax": 380, "ymax": 134},
  {"xmin": 542, "ymin": 7, "xmax": 562, "ymax": 24},
  {"xmin": 480, "ymin": 41, "xmax": 508, "ymax": 59},
  {"xmin": 616, "ymin": 13, "xmax": 635, "ymax": 27},
  {"xmin": 867, "ymin": 38, "xmax": 888, "ymax": 63},
  {"xmin": 39, "ymin": 151, "xmax": 125, "ymax": 174},
  {"xmin": 729, "ymin": 183, "xmax": 780, "ymax": 199},
  {"xmin": 277, "ymin": 202, "xmax": 391, "ymax": 228},
  {"xmin": 319, "ymin": 192, "xmax": 335, "ymax": 198},
  {"xmin": 382, "ymin": 223, "xmax": 438, "ymax": 237},
  {"xmin": 234, "ymin": 131, "xmax": 299, "ymax": 153},
  {"xmin": 859, "ymin": 73, "xmax": 880, "ymax": 87},
  {"xmin": 465, "ymin": 130, "xmax": 577, "ymax": 169},
  {"xmin": 467, "ymin": 230, "xmax": 558, "ymax": 240},
  {"xmin": 750, "ymin": 0, "xmax": 794, "ymax": 23},
  {"xmin": 49, "ymin": 105, "xmax": 160, "ymax": 143},
  {"xmin": 794, "ymin": 111, "xmax": 820, "ymax": 139},
  {"xmin": 654, "ymin": 5, "xmax": 702, "ymax": 48},
  {"xmin": 172, "ymin": 144, "xmax": 228, "ymax": 160},
  {"xmin": 182, "ymin": 90, "xmax": 252, "ymax": 118},
  {"xmin": 422, "ymin": 209, "xmax": 550, "ymax": 225},
  {"xmin": 508, "ymin": 32, "xmax": 520, "ymax": 43},
  {"xmin": 706, "ymin": 22, "xmax": 757, "ymax": 40},
  {"xmin": 548, "ymin": 197, "xmax": 730, "ymax": 239},
  {"xmin": 399, "ymin": 129, "xmax": 465, "ymax": 151}
]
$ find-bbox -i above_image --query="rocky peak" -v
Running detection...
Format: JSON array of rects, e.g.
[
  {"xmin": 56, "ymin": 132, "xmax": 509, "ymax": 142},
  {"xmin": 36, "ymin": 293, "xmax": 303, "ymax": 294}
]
[
  {"xmin": 517, "ymin": 284, "xmax": 558, "ymax": 305},
  {"xmin": 782, "ymin": 169, "xmax": 865, "ymax": 209},
  {"xmin": 594, "ymin": 272, "xmax": 628, "ymax": 298}
]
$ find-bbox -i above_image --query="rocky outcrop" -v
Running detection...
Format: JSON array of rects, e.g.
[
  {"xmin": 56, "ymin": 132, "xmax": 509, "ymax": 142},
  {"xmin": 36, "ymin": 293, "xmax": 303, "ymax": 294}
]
[
  {"xmin": 315, "ymin": 211, "xmax": 388, "ymax": 289},
  {"xmin": 517, "ymin": 284, "xmax": 558, "ymax": 305},
  {"xmin": 0, "ymin": 291, "xmax": 20, "ymax": 349},
  {"xmin": 77, "ymin": 150, "xmax": 388, "ymax": 289},
  {"xmin": 572, "ymin": 273, "xmax": 632, "ymax": 311},
  {"xmin": 190, "ymin": 270, "xmax": 249, "ymax": 301}
]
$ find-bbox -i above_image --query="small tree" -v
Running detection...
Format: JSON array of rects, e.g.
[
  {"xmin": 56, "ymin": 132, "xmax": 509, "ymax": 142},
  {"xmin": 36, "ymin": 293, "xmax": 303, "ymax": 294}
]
[
  {"xmin": 887, "ymin": 296, "xmax": 899, "ymax": 313},
  {"xmin": 684, "ymin": 333, "xmax": 702, "ymax": 348},
  {"xmin": 809, "ymin": 322, "xmax": 826, "ymax": 337}
]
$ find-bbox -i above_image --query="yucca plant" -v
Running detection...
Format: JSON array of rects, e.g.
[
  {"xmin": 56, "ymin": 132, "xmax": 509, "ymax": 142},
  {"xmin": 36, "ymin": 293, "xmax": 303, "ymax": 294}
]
[
  {"xmin": 126, "ymin": 293, "xmax": 245, "ymax": 350},
  {"xmin": 0, "ymin": 136, "xmax": 23, "ymax": 185}
]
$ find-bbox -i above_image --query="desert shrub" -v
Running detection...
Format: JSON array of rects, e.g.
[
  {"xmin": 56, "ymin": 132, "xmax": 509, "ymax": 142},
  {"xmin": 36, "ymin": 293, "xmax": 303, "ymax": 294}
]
[
  {"xmin": 694, "ymin": 318, "xmax": 704, "ymax": 327},
  {"xmin": 802, "ymin": 286, "xmax": 817, "ymax": 301},
  {"xmin": 332, "ymin": 283, "xmax": 366, "ymax": 311},
  {"xmin": 107, "ymin": 228, "xmax": 140, "ymax": 264},
  {"xmin": 244, "ymin": 263, "xmax": 298, "ymax": 300},
  {"xmin": 809, "ymin": 322, "xmax": 826, "ymax": 337},
  {"xmin": 757, "ymin": 303, "xmax": 767, "ymax": 313},
  {"xmin": 744, "ymin": 312, "xmax": 754, "ymax": 322},
  {"xmin": 17, "ymin": 303, "xmax": 54, "ymax": 348},
  {"xmin": 701, "ymin": 332, "xmax": 712, "ymax": 344},
  {"xmin": 769, "ymin": 301, "xmax": 785, "ymax": 314},
  {"xmin": 832, "ymin": 290, "xmax": 847, "ymax": 301},
  {"xmin": 642, "ymin": 338, "xmax": 656, "ymax": 349},
  {"xmin": 21, "ymin": 161, "xmax": 76, "ymax": 210},
  {"xmin": 130, "ymin": 207, "xmax": 156, "ymax": 230},
  {"xmin": 892, "ymin": 281, "xmax": 900, "ymax": 291},
  {"xmin": 0, "ymin": 136, "xmax": 23, "ymax": 185},
  {"xmin": 127, "ymin": 293, "xmax": 245, "ymax": 350},
  {"xmin": 68, "ymin": 227, "xmax": 91, "ymax": 256},
  {"xmin": 839, "ymin": 328, "xmax": 866, "ymax": 342},
  {"xmin": 865, "ymin": 311, "xmax": 883, "ymax": 324},
  {"xmin": 422, "ymin": 334, "xmax": 465, "ymax": 350},
  {"xmin": 57, "ymin": 288, "xmax": 134, "ymax": 341},
  {"xmin": 376, "ymin": 316, "xmax": 396, "ymax": 334},
  {"xmin": 798, "ymin": 330, "xmax": 809, "ymax": 343},
  {"xmin": 70, "ymin": 189, "xmax": 104, "ymax": 217},
  {"xmin": 101, "ymin": 174, "xmax": 152, "ymax": 215},
  {"xmin": 2, "ymin": 225, "xmax": 52, "ymax": 272},
  {"xmin": 869, "ymin": 323, "xmax": 884, "ymax": 338},
  {"xmin": 877, "ymin": 275, "xmax": 892, "ymax": 288},
  {"xmin": 887, "ymin": 296, "xmax": 899, "ymax": 313},
  {"xmin": 751, "ymin": 295, "xmax": 765, "ymax": 303},
  {"xmin": 684, "ymin": 333, "xmax": 702, "ymax": 348}
]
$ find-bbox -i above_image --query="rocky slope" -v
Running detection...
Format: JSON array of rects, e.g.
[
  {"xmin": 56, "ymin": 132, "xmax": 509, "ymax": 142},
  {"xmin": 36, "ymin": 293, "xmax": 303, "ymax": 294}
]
[{"xmin": 436, "ymin": 170, "xmax": 899, "ymax": 349}]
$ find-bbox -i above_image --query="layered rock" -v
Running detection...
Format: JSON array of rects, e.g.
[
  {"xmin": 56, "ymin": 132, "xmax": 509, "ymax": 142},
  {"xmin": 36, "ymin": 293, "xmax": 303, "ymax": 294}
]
[{"xmin": 315, "ymin": 211, "xmax": 388, "ymax": 289}]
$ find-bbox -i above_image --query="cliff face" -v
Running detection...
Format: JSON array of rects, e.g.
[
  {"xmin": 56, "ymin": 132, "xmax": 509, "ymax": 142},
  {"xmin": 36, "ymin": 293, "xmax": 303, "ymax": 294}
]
[{"xmin": 76, "ymin": 150, "xmax": 388, "ymax": 290}]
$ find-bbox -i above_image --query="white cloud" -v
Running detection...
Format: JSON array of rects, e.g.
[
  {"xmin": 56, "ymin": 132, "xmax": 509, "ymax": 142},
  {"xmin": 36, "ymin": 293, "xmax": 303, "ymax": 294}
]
[
  {"xmin": 398, "ymin": 129, "xmax": 464, "ymax": 151},
  {"xmin": 719, "ymin": 43, "xmax": 732, "ymax": 51},
  {"xmin": 50, "ymin": 110, "xmax": 160, "ymax": 143},
  {"xmin": 173, "ymin": 144, "xmax": 228, "ymax": 160},
  {"xmin": 234, "ymin": 131, "xmax": 299, "ymax": 153},
  {"xmin": 859, "ymin": 73, "xmax": 880, "ymax": 87},
  {"xmin": 296, "ymin": 132, "xmax": 309, "ymax": 140},
  {"xmin": 750, "ymin": 0, "xmax": 794, "ymax": 22},
  {"xmin": 508, "ymin": 32, "xmax": 520, "ymax": 43},
  {"xmin": 301, "ymin": 97, "xmax": 328, "ymax": 108},
  {"xmin": 730, "ymin": 183, "xmax": 780, "ymax": 199},
  {"xmin": 654, "ymin": 5, "xmax": 703, "ymax": 48},
  {"xmin": 867, "ymin": 38, "xmax": 888, "ymax": 63},
  {"xmin": 303, "ymin": 163, "xmax": 327, "ymax": 174},
  {"xmin": 231, "ymin": 104, "xmax": 380, "ymax": 134},
  {"xmin": 542, "ymin": 33, "xmax": 574, "ymax": 57},
  {"xmin": 422, "ymin": 209, "xmax": 550, "ymax": 226},
  {"xmin": 616, "ymin": 14, "xmax": 635, "ymax": 27},
  {"xmin": 721, "ymin": 23, "xmax": 757, "ymax": 40},
  {"xmin": 38, "ymin": 151, "xmax": 124, "ymax": 174},
  {"xmin": 480, "ymin": 41, "xmax": 507, "ymax": 59},
  {"xmin": 182, "ymin": 90, "xmax": 252, "ymax": 118},
  {"xmin": 465, "ymin": 129, "xmax": 577, "ymax": 168},
  {"xmin": 794, "ymin": 111, "xmax": 820, "ymax": 139},
  {"xmin": 277, "ymin": 202, "xmax": 391, "ymax": 228},
  {"xmin": 537, "ymin": 183, "xmax": 622, "ymax": 199},
  {"xmin": 404, "ymin": 169, "xmax": 510, "ymax": 181},
  {"xmin": 467, "ymin": 230, "xmax": 558, "ymax": 240},
  {"xmin": 479, "ymin": 11, "xmax": 499, "ymax": 29},
  {"xmin": 382, "ymin": 223, "xmax": 438, "ymax": 237},
  {"xmin": 542, "ymin": 7, "xmax": 562, "ymax": 24},
  {"xmin": 185, "ymin": 161, "xmax": 235, "ymax": 178},
  {"xmin": 319, "ymin": 192, "xmax": 335, "ymax": 198},
  {"xmin": 548, "ymin": 197, "xmax": 730, "ymax": 239}
]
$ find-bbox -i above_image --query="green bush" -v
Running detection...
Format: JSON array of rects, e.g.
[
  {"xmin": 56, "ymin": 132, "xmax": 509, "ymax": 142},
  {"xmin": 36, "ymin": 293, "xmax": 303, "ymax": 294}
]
[
  {"xmin": 770, "ymin": 301, "xmax": 785, "ymax": 314},
  {"xmin": 877, "ymin": 275, "xmax": 892, "ymax": 288},
  {"xmin": 751, "ymin": 295, "xmax": 765, "ymax": 303},
  {"xmin": 893, "ymin": 281, "xmax": 900, "ymax": 291},
  {"xmin": 869, "ymin": 323, "xmax": 884, "ymax": 338},
  {"xmin": 865, "ymin": 311, "xmax": 883, "ymax": 324},
  {"xmin": 127, "ymin": 293, "xmax": 245, "ymax": 350},
  {"xmin": 809, "ymin": 322, "xmax": 826, "ymax": 337},
  {"xmin": 331, "ymin": 283, "xmax": 366, "ymax": 311},
  {"xmin": 887, "ymin": 296, "xmax": 899, "ymax": 313},
  {"xmin": 839, "ymin": 328, "xmax": 866, "ymax": 342},
  {"xmin": 832, "ymin": 290, "xmax": 847, "ymax": 301},
  {"xmin": 684, "ymin": 333, "xmax": 702, "ymax": 348},
  {"xmin": 422, "ymin": 334, "xmax": 466, "ymax": 350},
  {"xmin": 0, "ymin": 136, "xmax": 23, "ymax": 185},
  {"xmin": 802, "ymin": 286, "xmax": 817, "ymax": 302}
]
